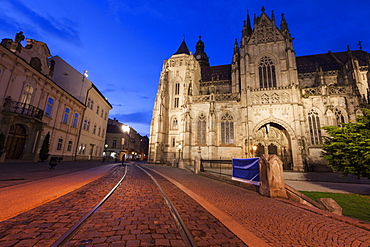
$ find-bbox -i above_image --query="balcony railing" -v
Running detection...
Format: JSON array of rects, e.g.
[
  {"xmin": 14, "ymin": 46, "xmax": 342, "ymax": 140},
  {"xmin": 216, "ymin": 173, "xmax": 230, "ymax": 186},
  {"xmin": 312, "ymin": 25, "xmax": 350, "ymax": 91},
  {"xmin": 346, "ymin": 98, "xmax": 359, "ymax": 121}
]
[{"xmin": 3, "ymin": 97, "xmax": 44, "ymax": 120}]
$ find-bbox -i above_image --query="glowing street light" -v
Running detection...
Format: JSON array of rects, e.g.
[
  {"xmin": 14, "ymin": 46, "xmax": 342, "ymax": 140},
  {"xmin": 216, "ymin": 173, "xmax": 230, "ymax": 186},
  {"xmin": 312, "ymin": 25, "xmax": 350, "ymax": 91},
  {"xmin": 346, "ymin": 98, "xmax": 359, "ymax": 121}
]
[
  {"xmin": 252, "ymin": 145, "xmax": 258, "ymax": 157},
  {"xmin": 121, "ymin": 124, "xmax": 129, "ymax": 133}
]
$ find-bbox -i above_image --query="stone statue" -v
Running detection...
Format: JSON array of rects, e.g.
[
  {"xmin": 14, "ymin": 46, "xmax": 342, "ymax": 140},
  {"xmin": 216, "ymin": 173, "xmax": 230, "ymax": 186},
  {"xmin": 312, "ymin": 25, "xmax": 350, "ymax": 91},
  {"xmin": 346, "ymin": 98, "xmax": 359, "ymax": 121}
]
[{"xmin": 15, "ymin": 31, "xmax": 25, "ymax": 43}]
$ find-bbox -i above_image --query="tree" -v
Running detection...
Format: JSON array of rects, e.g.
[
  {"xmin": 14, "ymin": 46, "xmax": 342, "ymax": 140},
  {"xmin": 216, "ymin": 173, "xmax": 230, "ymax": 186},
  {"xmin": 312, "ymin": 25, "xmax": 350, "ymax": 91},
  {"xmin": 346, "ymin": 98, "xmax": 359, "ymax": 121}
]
[
  {"xmin": 39, "ymin": 132, "xmax": 50, "ymax": 161},
  {"xmin": 322, "ymin": 109, "xmax": 370, "ymax": 179}
]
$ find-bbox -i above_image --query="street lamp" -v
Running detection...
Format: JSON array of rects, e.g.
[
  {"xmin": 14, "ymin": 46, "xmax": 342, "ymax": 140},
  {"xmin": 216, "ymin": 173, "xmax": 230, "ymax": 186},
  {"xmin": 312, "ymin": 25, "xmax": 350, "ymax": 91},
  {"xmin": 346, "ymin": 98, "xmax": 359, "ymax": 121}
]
[
  {"xmin": 103, "ymin": 143, "xmax": 108, "ymax": 162},
  {"xmin": 178, "ymin": 143, "xmax": 183, "ymax": 168}
]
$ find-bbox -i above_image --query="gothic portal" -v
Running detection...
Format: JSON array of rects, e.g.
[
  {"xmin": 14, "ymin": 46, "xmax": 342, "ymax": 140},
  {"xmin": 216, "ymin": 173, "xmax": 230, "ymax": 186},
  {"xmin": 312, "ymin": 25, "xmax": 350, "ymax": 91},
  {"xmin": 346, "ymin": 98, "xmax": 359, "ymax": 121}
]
[{"xmin": 149, "ymin": 8, "xmax": 370, "ymax": 171}]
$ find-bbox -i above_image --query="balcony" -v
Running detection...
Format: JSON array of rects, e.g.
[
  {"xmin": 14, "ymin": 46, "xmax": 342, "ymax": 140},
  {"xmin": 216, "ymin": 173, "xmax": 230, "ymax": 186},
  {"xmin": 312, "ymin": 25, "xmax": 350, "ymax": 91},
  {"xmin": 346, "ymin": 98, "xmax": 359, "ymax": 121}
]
[{"xmin": 3, "ymin": 97, "xmax": 44, "ymax": 120}]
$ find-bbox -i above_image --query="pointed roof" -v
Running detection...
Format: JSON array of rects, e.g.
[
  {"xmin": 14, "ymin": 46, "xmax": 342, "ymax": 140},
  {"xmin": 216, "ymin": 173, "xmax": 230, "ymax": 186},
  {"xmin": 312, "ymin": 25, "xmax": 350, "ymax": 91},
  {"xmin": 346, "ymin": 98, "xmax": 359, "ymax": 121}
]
[
  {"xmin": 296, "ymin": 50, "xmax": 369, "ymax": 73},
  {"xmin": 174, "ymin": 39, "xmax": 190, "ymax": 55}
]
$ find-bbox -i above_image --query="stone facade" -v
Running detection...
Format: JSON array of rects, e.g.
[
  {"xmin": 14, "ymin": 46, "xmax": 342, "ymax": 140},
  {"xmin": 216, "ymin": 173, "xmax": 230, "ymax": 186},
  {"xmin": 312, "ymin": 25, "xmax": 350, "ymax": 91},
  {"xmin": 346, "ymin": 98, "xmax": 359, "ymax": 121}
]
[
  {"xmin": 49, "ymin": 56, "xmax": 112, "ymax": 161},
  {"xmin": 149, "ymin": 9, "xmax": 370, "ymax": 171},
  {"xmin": 0, "ymin": 33, "xmax": 111, "ymax": 162}
]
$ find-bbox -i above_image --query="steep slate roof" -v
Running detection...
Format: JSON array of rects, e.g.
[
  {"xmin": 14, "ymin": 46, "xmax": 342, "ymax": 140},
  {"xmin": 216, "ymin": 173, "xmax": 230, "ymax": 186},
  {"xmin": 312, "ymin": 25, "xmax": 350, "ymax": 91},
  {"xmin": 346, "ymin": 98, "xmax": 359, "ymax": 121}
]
[
  {"xmin": 173, "ymin": 40, "xmax": 190, "ymax": 55},
  {"xmin": 296, "ymin": 50, "xmax": 369, "ymax": 73},
  {"xmin": 201, "ymin": 64, "xmax": 232, "ymax": 81}
]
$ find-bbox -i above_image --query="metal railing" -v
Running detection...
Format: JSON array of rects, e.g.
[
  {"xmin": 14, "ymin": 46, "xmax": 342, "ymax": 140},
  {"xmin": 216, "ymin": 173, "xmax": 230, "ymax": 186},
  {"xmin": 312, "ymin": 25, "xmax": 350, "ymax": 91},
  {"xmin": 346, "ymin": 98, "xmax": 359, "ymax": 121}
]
[
  {"xmin": 3, "ymin": 97, "xmax": 44, "ymax": 120},
  {"xmin": 201, "ymin": 159, "xmax": 233, "ymax": 177}
]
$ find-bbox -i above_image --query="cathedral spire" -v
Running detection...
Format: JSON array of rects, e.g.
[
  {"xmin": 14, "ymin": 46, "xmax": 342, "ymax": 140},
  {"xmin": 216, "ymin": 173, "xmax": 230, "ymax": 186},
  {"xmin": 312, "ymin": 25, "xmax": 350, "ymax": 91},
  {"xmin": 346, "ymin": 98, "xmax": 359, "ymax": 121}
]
[
  {"xmin": 280, "ymin": 13, "xmax": 291, "ymax": 39},
  {"xmin": 242, "ymin": 10, "xmax": 253, "ymax": 37},
  {"xmin": 174, "ymin": 39, "xmax": 190, "ymax": 55},
  {"xmin": 234, "ymin": 38, "xmax": 239, "ymax": 54}
]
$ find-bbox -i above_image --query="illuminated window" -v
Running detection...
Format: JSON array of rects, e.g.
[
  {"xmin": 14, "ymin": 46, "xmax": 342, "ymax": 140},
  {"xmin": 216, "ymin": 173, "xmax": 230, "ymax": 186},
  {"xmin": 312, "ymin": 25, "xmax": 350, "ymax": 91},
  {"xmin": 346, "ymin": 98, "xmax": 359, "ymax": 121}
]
[
  {"xmin": 62, "ymin": 107, "xmax": 70, "ymax": 124},
  {"xmin": 221, "ymin": 113, "xmax": 234, "ymax": 144},
  {"xmin": 259, "ymin": 56, "xmax": 276, "ymax": 88},
  {"xmin": 21, "ymin": 85, "xmax": 34, "ymax": 104},
  {"xmin": 72, "ymin": 113, "xmax": 79, "ymax": 128},
  {"xmin": 45, "ymin": 97, "xmax": 54, "ymax": 117},
  {"xmin": 308, "ymin": 110, "xmax": 322, "ymax": 145},
  {"xmin": 197, "ymin": 113, "xmax": 206, "ymax": 144}
]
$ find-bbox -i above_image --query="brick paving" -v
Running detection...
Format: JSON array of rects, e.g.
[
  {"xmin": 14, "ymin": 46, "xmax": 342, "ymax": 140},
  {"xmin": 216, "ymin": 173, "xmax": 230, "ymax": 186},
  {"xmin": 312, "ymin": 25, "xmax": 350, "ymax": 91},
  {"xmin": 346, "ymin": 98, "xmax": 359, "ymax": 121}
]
[
  {"xmin": 145, "ymin": 164, "xmax": 370, "ymax": 247},
  {"xmin": 1, "ymin": 162, "xmax": 370, "ymax": 246},
  {"xmin": 0, "ymin": 165, "xmax": 124, "ymax": 246},
  {"xmin": 66, "ymin": 164, "xmax": 246, "ymax": 246}
]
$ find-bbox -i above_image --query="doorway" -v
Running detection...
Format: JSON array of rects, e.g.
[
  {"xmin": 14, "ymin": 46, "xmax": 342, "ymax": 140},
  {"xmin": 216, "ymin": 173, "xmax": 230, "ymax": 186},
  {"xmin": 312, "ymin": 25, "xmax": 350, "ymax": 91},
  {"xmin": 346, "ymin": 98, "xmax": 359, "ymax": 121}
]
[
  {"xmin": 5, "ymin": 124, "xmax": 27, "ymax": 159},
  {"xmin": 254, "ymin": 123, "xmax": 293, "ymax": 170}
]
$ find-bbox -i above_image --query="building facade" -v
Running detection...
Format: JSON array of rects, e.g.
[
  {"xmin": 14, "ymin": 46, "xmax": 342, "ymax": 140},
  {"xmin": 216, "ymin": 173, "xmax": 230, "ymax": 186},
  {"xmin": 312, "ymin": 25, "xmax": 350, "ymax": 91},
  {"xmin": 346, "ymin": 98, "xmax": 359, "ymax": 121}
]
[
  {"xmin": 0, "ymin": 32, "xmax": 111, "ymax": 162},
  {"xmin": 0, "ymin": 34, "xmax": 85, "ymax": 161},
  {"xmin": 106, "ymin": 118, "xmax": 149, "ymax": 161},
  {"xmin": 149, "ymin": 9, "xmax": 370, "ymax": 171},
  {"xmin": 50, "ymin": 56, "xmax": 112, "ymax": 161}
]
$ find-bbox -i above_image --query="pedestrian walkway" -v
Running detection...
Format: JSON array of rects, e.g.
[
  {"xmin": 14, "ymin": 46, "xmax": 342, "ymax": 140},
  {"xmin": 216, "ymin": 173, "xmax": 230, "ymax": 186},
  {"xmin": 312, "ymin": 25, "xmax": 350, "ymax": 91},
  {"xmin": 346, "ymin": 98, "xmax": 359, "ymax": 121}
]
[
  {"xmin": 145, "ymin": 164, "xmax": 370, "ymax": 246},
  {"xmin": 0, "ymin": 161, "xmax": 369, "ymax": 246},
  {"xmin": 0, "ymin": 160, "xmax": 115, "ymax": 188},
  {"xmin": 191, "ymin": 165, "xmax": 370, "ymax": 195}
]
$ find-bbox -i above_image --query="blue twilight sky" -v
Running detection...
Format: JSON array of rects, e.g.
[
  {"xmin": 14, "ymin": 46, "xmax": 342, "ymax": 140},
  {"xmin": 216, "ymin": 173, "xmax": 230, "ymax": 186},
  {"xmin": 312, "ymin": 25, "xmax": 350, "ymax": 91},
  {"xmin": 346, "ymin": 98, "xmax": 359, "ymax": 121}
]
[{"xmin": 1, "ymin": 0, "xmax": 369, "ymax": 136}]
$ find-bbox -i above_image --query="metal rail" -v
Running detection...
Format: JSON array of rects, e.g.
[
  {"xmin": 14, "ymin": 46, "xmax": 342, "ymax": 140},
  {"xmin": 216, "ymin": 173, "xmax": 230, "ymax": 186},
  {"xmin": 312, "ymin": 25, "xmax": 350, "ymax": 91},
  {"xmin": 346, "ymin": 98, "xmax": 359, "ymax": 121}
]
[
  {"xmin": 137, "ymin": 165, "xmax": 198, "ymax": 247},
  {"xmin": 51, "ymin": 164, "xmax": 128, "ymax": 247}
]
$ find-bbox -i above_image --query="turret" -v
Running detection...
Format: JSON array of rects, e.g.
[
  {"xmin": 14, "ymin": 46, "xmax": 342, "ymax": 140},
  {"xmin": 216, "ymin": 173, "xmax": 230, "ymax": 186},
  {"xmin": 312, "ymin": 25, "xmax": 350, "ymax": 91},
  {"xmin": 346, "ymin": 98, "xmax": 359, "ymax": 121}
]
[{"xmin": 194, "ymin": 36, "xmax": 210, "ymax": 67}]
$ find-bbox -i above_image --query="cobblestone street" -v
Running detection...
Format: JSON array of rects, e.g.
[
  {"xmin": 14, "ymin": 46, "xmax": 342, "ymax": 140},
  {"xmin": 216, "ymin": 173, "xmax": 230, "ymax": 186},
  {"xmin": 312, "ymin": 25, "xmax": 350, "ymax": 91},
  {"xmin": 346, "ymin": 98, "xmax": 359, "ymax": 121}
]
[{"xmin": 0, "ymin": 162, "xmax": 369, "ymax": 246}]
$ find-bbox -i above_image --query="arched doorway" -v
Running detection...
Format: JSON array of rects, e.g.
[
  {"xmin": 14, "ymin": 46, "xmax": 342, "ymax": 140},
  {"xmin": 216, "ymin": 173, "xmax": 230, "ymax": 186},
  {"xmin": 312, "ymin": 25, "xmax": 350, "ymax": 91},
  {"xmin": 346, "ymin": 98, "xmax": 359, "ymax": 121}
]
[
  {"xmin": 254, "ymin": 123, "xmax": 293, "ymax": 170},
  {"xmin": 5, "ymin": 124, "xmax": 27, "ymax": 159}
]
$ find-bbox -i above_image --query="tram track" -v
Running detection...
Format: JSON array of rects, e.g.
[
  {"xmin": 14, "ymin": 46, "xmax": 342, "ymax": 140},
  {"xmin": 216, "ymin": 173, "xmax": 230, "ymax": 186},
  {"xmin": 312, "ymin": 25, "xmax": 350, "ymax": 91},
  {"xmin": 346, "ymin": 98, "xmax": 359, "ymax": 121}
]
[{"xmin": 51, "ymin": 163, "xmax": 198, "ymax": 247}]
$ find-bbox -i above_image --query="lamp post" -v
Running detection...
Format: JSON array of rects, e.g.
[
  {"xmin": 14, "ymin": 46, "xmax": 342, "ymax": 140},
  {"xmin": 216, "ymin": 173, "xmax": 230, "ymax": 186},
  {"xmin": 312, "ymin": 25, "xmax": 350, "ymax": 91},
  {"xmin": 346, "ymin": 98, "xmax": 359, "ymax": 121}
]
[
  {"xmin": 103, "ymin": 143, "xmax": 108, "ymax": 162},
  {"xmin": 178, "ymin": 143, "xmax": 183, "ymax": 169}
]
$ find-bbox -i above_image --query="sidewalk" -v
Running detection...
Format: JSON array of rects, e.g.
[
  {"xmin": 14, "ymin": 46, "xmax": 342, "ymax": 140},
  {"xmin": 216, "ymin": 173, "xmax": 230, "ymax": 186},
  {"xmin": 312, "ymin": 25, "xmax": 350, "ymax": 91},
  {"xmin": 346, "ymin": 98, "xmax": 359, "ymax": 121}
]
[
  {"xmin": 186, "ymin": 165, "xmax": 370, "ymax": 195},
  {"xmin": 0, "ymin": 160, "xmax": 116, "ymax": 188},
  {"xmin": 145, "ymin": 164, "xmax": 370, "ymax": 246}
]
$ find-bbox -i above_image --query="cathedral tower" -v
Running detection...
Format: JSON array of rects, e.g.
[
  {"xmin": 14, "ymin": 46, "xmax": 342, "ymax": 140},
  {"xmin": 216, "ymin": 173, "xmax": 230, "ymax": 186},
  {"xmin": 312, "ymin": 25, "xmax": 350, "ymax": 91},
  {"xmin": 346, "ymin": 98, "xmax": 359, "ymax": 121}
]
[{"xmin": 149, "ymin": 40, "xmax": 201, "ymax": 164}]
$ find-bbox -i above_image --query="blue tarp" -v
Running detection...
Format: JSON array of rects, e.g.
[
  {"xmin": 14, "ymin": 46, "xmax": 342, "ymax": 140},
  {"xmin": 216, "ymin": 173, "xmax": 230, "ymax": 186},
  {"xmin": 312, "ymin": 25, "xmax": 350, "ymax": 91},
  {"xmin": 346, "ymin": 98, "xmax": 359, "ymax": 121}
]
[{"xmin": 232, "ymin": 158, "xmax": 260, "ymax": 185}]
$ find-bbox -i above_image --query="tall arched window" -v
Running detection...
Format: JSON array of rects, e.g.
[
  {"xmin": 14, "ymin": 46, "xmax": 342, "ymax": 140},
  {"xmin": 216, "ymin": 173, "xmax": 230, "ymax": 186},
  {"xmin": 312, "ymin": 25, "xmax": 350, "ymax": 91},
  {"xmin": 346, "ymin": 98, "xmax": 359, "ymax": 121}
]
[
  {"xmin": 197, "ymin": 113, "xmax": 206, "ymax": 144},
  {"xmin": 334, "ymin": 108, "xmax": 346, "ymax": 126},
  {"xmin": 21, "ymin": 85, "xmax": 34, "ymax": 104},
  {"xmin": 308, "ymin": 110, "xmax": 322, "ymax": 145},
  {"xmin": 221, "ymin": 113, "xmax": 234, "ymax": 144},
  {"xmin": 172, "ymin": 117, "xmax": 178, "ymax": 129},
  {"xmin": 259, "ymin": 56, "xmax": 277, "ymax": 88}
]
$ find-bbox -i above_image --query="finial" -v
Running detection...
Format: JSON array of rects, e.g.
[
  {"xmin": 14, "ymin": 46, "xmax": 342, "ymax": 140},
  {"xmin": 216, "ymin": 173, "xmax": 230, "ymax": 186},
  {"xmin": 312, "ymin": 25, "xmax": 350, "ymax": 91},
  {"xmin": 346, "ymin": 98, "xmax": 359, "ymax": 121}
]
[
  {"xmin": 199, "ymin": 35, "xmax": 202, "ymax": 40},
  {"xmin": 271, "ymin": 10, "xmax": 275, "ymax": 21},
  {"xmin": 182, "ymin": 34, "xmax": 185, "ymax": 40},
  {"xmin": 261, "ymin": 6, "xmax": 265, "ymax": 13},
  {"xmin": 347, "ymin": 45, "xmax": 351, "ymax": 51},
  {"xmin": 358, "ymin": 41, "xmax": 363, "ymax": 50}
]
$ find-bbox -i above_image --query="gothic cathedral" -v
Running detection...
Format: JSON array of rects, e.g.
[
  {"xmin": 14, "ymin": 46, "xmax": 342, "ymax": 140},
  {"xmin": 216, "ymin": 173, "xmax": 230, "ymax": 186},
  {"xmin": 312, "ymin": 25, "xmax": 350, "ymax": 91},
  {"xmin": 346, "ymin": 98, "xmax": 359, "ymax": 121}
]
[{"xmin": 149, "ymin": 8, "xmax": 370, "ymax": 171}]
